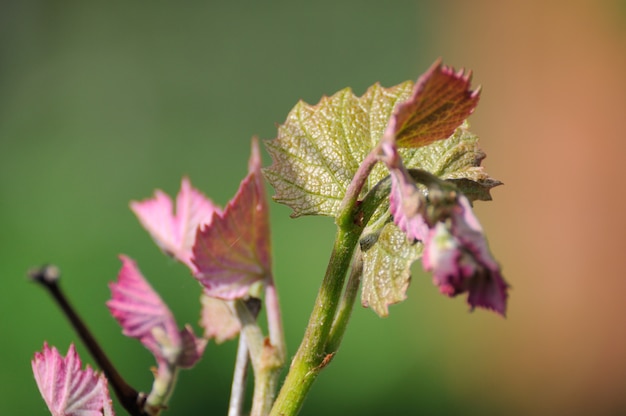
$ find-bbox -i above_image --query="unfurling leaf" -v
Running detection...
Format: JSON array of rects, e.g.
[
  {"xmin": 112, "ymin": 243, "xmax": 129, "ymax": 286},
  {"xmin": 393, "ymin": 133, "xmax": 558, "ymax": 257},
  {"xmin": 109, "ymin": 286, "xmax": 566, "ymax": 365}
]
[
  {"xmin": 193, "ymin": 138, "xmax": 272, "ymax": 300},
  {"xmin": 380, "ymin": 142, "xmax": 429, "ymax": 242},
  {"xmin": 107, "ymin": 255, "xmax": 206, "ymax": 368},
  {"xmin": 130, "ymin": 177, "xmax": 220, "ymax": 271},
  {"xmin": 361, "ymin": 223, "xmax": 422, "ymax": 317},
  {"xmin": 32, "ymin": 343, "xmax": 115, "ymax": 416},
  {"xmin": 422, "ymin": 196, "xmax": 508, "ymax": 316}
]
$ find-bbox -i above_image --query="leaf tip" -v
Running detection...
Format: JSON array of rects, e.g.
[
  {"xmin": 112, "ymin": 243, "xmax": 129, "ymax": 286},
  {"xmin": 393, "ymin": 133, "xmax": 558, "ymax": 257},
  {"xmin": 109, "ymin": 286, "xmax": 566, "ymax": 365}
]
[{"xmin": 248, "ymin": 136, "xmax": 262, "ymax": 174}]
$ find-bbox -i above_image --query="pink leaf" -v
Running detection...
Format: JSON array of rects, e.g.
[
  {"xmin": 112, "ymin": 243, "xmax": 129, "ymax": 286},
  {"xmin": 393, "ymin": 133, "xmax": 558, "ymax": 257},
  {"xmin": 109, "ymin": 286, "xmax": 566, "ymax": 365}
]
[
  {"xmin": 385, "ymin": 58, "xmax": 480, "ymax": 148},
  {"xmin": 32, "ymin": 343, "xmax": 114, "ymax": 416},
  {"xmin": 192, "ymin": 138, "xmax": 272, "ymax": 299},
  {"xmin": 130, "ymin": 177, "xmax": 220, "ymax": 271},
  {"xmin": 422, "ymin": 196, "xmax": 508, "ymax": 316},
  {"xmin": 107, "ymin": 255, "xmax": 206, "ymax": 367},
  {"xmin": 380, "ymin": 142, "xmax": 429, "ymax": 242},
  {"xmin": 380, "ymin": 141, "xmax": 508, "ymax": 315}
]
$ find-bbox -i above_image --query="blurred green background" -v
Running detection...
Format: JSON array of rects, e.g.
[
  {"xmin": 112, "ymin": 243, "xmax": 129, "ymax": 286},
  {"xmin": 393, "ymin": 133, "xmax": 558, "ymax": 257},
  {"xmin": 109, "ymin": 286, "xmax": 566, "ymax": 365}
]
[{"xmin": 3, "ymin": 1, "xmax": 626, "ymax": 415}]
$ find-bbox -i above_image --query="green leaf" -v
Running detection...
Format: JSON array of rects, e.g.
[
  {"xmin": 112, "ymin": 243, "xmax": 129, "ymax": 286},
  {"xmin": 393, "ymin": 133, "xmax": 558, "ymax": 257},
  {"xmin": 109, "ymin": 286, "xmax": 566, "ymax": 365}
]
[
  {"xmin": 264, "ymin": 82, "xmax": 413, "ymax": 218},
  {"xmin": 264, "ymin": 63, "xmax": 500, "ymax": 317},
  {"xmin": 361, "ymin": 222, "xmax": 422, "ymax": 317},
  {"xmin": 401, "ymin": 123, "xmax": 502, "ymax": 201},
  {"xmin": 264, "ymin": 85, "xmax": 494, "ymax": 219},
  {"xmin": 447, "ymin": 178, "xmax": 502, "ymax": 203}
]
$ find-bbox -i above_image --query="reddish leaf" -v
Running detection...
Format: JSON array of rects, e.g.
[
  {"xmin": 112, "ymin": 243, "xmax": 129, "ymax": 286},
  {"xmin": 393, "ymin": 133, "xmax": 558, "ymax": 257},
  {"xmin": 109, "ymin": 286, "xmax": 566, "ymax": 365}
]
[
  {"xmin": 130, "ymin": 177, "xmax": 220, "ymax": 271},
  {"xmin": 386, "ymin": 58, "xmax": 480, "ymax": 148},
  {"xmin": 192, "ymin": 138, "xmax": 272, "ymax": 299},
  {"xmin": 32, "ymin": 343, "xmax": 114, "ymax": 416},
  {"xmin": 380, "ymin": 142, "xmax": 429, "ymax": 242},
  {"xmin": 178, "ymin": 324, "xmax": 208, "ymax": 368},
  {"xmin": 422, "ymin": 196, "xmax": 508, "ymax": 316}
]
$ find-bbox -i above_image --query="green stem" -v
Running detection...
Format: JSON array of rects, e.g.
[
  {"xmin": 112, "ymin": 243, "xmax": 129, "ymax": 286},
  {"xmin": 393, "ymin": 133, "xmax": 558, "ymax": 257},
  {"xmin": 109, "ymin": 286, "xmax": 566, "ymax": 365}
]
[
  {"xmin": 326, "ymin": 250, "xmax": 363, "ymax": 353},
  {"xmin": 250, "ymin": 360, "xmax": 281, "ymax": 416},
  {"xmin": 234, "ymin": 299, "xmax": 283, "ymax": 416},
  {"xmin": 336, "ymin": 144, "xmax": 381, "ymax": 228},
  {"xmin": 233, "ymin": 300, "xmax": 266, "ymax": 370},
  {"xmin": 145, "ymin": 363, "xmax": 179, "ymax": 415},
  {"xmin": 269, "ymin": 225, "xmax": 361, "ymax": 416},
  {"xmin": 270, "ymin": 146, "xmax": 392, "ymax": 415}
]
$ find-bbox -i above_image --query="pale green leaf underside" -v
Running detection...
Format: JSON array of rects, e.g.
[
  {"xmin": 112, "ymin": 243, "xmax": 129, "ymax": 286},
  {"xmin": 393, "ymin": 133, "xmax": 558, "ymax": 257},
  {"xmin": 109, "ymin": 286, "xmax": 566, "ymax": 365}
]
[
  {"xmin": 264, "ymin": 81, "xmax": 496, "ymax": 218},
  {"xmin": 264, "ymin": 82, "xmax": 413, "ymax": 217},
  {"xmin": 361, "ymin": 222, "xmax": 422, "ymax": 317}
]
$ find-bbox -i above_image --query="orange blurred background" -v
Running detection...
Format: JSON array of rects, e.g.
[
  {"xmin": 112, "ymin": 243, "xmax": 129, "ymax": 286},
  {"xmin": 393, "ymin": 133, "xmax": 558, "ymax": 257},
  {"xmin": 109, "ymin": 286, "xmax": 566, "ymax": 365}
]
[{"xmin": 433, "ymin": 1, "xmax": 626, "ymax": 414}]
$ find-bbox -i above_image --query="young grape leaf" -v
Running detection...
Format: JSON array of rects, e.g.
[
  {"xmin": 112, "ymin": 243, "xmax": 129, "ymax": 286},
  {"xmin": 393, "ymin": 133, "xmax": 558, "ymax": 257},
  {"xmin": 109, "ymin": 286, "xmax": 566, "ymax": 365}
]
[
  {"xmin": 265, "ymin": 64, "xmax": 486, "ymax": 218},
  {"xmin": 264, "ymin": 60, "xmax": 500, "ymax": 316},
  {"xmin": 107, "ymin": 255, "xmax": 206, "ymax": 368},
  {"xmin": 389, "ymin": 59, "xmax": 480, "ymax": 148},
  {"xmin": 32, "ymin": 343, "xmax": 115, "ymax": 416},
  {"xmin": 360, "ymin": 125, "xmax": 501, "ymax": 316},
  {"xmin": 192, "ymin": 138, "xmax": 272, "ymax": 300},
  {"xmin": 130, "ymin": 177, "xmax": 220, "ymax": 272}
]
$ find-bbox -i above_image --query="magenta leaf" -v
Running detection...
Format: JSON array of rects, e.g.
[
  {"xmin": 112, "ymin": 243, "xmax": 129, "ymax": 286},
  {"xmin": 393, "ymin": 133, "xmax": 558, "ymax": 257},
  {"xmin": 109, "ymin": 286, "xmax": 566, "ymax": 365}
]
[
  {"xmin": 130, "ymin": 177, "xmax": 221, "ymax": 271},
  {"xmin": 377, "ymin": 138, "xmax": 507, "ymax": 315},
  {"xmin": 32, "ymin": 343, "xmax": 114, "ymax": 416},
  {"xmin": 107, "ymin": 255, "xmax": 206, "ymax": 367},
  {"xmin": 386, "ymin": 58, "xmax": 480, "ymax": 148},
  {"xmin": 380, "ymin": 142, "xmax": 429, "ymax": 242},
  {"xmin": 422, "ymin": 196, "xmax": 508, "ymax": 315},
  {"xmin": 192, "ymin": 138, "xmax": 272, "ymax": 300}
]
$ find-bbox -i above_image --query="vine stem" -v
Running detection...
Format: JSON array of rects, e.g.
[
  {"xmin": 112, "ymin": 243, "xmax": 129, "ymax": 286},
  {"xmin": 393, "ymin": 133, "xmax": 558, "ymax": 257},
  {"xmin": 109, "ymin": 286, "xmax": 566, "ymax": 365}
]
[
  {"xmin": 234, "ymin": 287, "xmax": 284, "ymax": 416},
  {"xmin": 269, "ymin": 145, "xmax": 383, "ymax": 416},
  {"xmin": 269, "ymin": 226, "xmax": 361, "ymax": 416},
  {"xmin": 326, "ymin": 249, "xmax": 363, "ymax": 353},
  {"xmin": 228, "ymin": 335, "xmax": 249, "ymax": 416},
  {"xmin": 265, "ymin": 281, "xmax": 286, "ymax": 363}
]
